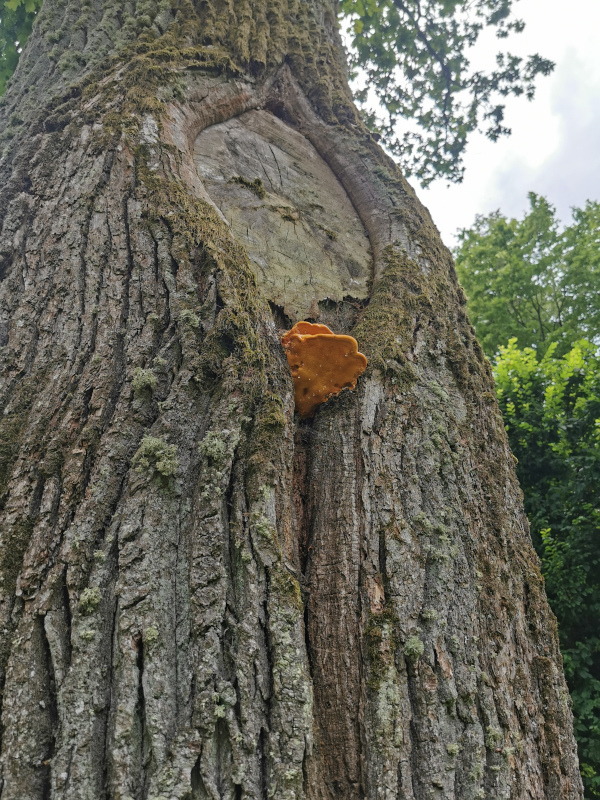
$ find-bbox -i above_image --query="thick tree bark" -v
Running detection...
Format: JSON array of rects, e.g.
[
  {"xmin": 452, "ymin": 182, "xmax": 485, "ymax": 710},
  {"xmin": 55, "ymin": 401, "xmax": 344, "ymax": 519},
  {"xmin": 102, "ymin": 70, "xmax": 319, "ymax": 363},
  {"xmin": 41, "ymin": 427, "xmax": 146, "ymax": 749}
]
[{"xmin": 0, "ymin": 1, "xmax": 583, "ymax": 798}]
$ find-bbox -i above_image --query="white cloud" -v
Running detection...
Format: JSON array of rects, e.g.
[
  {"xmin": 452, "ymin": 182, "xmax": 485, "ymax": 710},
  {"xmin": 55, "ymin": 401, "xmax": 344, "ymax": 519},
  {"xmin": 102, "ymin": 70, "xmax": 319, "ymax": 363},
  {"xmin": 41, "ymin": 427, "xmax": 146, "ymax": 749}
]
[{"xmin": 417, "ymin": 0, "xmax": 600, "ymax": 247}]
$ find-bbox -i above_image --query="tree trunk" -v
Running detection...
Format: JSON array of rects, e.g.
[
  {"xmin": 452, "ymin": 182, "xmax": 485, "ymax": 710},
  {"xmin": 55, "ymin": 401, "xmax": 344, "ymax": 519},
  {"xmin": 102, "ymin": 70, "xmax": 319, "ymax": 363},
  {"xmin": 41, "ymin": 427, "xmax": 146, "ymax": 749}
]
[{"xmin": 0, "ymin": 1, "xmax": 583, "ymax": 798}]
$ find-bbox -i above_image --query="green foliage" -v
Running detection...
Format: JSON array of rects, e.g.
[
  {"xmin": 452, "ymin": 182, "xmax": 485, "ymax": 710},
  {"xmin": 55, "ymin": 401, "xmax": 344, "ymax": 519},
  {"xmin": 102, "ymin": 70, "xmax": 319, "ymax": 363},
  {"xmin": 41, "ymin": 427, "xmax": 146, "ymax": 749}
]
[
  {"xmin": 458, "ymin": 194, "xmax": 600, "ymax": 794},
  {"xmin": 1, "ymin": 0, "xmax": 551, "ymax": 183},
  {"xmin": 0, "ymin": 0, "xmax": 41, "ymax": 96},
  {"xmin": 495, "ymin": 339, "xmax": 600, "ymax": 796},
  {"xmin": 341, "ymin": 0, "xmax": 553, "ymax": 184},
  {"xmin": 456, "ymin": 194, "xmax": 600, "ymax": 358}
]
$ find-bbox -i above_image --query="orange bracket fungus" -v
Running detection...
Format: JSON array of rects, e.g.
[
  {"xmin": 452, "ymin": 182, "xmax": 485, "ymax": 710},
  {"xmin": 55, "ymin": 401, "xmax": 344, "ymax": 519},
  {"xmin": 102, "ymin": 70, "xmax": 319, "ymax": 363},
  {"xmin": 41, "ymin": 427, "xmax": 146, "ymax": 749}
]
[{"xmin": 281, "ymin": 321, "xmax": 368, "ymax": 418}]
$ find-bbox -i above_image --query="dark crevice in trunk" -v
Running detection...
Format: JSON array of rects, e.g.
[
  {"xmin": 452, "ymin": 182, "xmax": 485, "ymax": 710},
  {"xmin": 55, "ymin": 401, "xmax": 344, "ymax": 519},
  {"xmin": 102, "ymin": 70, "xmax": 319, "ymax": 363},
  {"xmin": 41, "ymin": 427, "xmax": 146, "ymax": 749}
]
[
  {"xmin": 29, "ymin": 470, "xmax": 46, "ymax": 518},
  {"xmin": 91, "ymin": 473, "xmax": 129, "ymax": 553},
  {"xmin": 172, "ymin": 337, "xmax": 184, "ymax": 374},
  {"xmin": 354, "ymin": 414, "xmax": 368, "ymax": 800},
  {"xmin": 0, "ymin": 252, "xmax": 12, "ymax": 284},
  {"xmin": 120, "ymin": 193, "xmax": 135, "ymax": 338},
  {"xmin": 0, "ymin": 665, "xmax": 6, "ymax": 759},
  {"xmin": 39, "ymin": 616, "xmax": 58, "ymax": 800},
  {"xmin": 61, "ymin": 567, "xmax": 73, "ymax": 667},
  {"xmin": 190, "ymin": 749, "xmax": 206, "ymax": 797},
  {"xmin": 292, "ymin": 423, "xmax": 315, "ymax": 685},
  {"xmin": 225, "ymin": 459, "xmax": 241, "ymax": 613},
  {"xmin": 224, "ymin": 461, "xmax": 244, "ymax": 733},
  {"xmin": 302, "ymin": 739, "xmax": 310, "ymax": 798},
  {"xmin": 151, "ymin": 230, "xmax": 160, "ymax": 284},
  {"xmin": 173, "ymin": 511, "xmax": 182, "ymax": 725},
  {"xmin": 99, "ymin": 190, "xmax": 135, "ymax": 431},
  {"xmin": 474, "ymin": 688, "xmax": 496, "ymax": 794},
  {"xmin": 120, "ymin": 591, "xmax": 151, "ymax": 613},
  {"xmin": 189, "ymin": 671, "xmax": 197, "ymax": 729},
  {"xmin": 408, "ymin": 713, "xmax": 421, "ymax": 800},
  {"xmin": 19, "ymin": 208, "xmax": 33, "ymax": 292},
  {"xmin": 52, "ymin": 450, "xmax": 128, "ymax": 596},
  {"xmin": 293, "ymin": 422, "xmax": 312, "ymax": 574},
  {"xmin": 80, "ymin": 385, "xmax": 94, "ymax": 430},
  {"xmin": 260, "ymin": 571, "xmax": 273, "ymax": 799},
  {"xmin": 215, "ymin": 717, "xmax": 232, "ymax": 798},
  {"xmin": 378, "ymin": 526, "xmax": 388, "ymax": 597},
  {"xmin": 294, "ymin": 408, "xmax": 366, "ymax": 797},
  {"xmin": 74, "ymin": 198, "xmax": 93, "ymax": 353},
  {"xmin": 134, "ymin": 631, "xmax": 151, "ymax": 800},
  {"xmin": 268, "ymin": 300, "xmax": 293, "ymax": 333},
  {"xmin": 303, "ymin": 600, "xmax": 314, "ymax": 681},
  {"xmin": 72, "ymin": 146, "xmax": 116, "ymax": 370},
  {"xmin": 19, "ymin": 285, "xmax": 43, "ymax": 372},
  {"xmin": 410, "ymin": 317, "xmax": 423, "ymax": 357},
  {"xmin": 317, "ymin": 296, "xmax": 370, "ymax": 335},
  {"xmin": 44, "ymin": 476, "xmax": 64, "ymax": 570},
  {"xmin": 102, "ymin": 596, "xmax": 119, "ymax": 799},
  {"xmin": 259, "ymin": 726, "xmax": 268, "ymax": 800}
]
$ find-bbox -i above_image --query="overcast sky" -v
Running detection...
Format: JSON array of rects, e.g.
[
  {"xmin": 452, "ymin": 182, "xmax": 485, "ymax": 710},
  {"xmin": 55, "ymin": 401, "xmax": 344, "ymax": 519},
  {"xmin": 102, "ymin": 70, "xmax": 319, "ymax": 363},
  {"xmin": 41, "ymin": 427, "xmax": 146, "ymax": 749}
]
[{"xmin": 414, "ymin": 0, "xmax": 600, "ymax": 248}]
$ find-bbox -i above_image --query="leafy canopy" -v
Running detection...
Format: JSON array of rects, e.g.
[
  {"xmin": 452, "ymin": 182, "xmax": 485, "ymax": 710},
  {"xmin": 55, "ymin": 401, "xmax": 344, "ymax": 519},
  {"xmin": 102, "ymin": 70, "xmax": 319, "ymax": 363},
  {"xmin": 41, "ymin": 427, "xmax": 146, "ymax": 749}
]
[
  {"xmin": 495, "ymin": 339, "xmax": 600, "ymax": 796},
  {"xmin": 341, "ymin": 0, "xmax": 554, "ymax": 184},
  {"xmin": 0, "ymin": 0, "xmax": 40, "ymax": 96},
  {"xmin": 455, "ymin": 193, "xmax": 600, "ymax": 358},
  {"xmin": 459, "ymin": 194, "xmax": 600, "ymax": 796},
  {"xmin": 1, "ymin": 0, "xmax": 552, "ymax": 184}
]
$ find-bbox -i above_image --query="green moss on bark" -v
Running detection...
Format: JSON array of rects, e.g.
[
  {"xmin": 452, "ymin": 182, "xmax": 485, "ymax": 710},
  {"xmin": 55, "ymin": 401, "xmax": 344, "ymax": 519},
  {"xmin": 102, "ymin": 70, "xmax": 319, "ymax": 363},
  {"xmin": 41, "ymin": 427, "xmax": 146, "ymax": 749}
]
[{"xmin": 364, "ymin": 608, "xmax": 399, "ymax": 690}]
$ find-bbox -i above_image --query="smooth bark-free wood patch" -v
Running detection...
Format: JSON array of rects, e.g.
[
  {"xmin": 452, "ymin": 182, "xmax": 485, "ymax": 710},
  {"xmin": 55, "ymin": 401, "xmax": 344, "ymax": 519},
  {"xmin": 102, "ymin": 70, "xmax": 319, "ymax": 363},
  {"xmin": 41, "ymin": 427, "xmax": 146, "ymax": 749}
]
[{"xmin": 194, "ymin": 110, "xmax": 371, "ymax": 319}]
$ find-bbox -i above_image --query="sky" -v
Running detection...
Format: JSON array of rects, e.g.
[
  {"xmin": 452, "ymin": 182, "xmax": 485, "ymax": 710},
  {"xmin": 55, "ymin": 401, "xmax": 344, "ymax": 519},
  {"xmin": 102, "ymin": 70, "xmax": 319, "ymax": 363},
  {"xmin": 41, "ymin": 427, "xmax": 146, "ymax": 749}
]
[{"xmin": 414, "ymin": 0, "xmax": 600, "ymax": 249}]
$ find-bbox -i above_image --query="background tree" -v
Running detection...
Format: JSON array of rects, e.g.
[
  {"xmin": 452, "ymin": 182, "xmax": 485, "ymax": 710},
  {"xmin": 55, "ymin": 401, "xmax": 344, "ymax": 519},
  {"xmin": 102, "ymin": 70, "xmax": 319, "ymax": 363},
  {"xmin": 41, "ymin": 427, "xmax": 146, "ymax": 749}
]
[
  {"xmin": 495, "ymin": 340, "xmax": 600, "ymax": 797},
  {"xmin": 0, "ymin": 1, "xmax": 581, "ymax": 799},
  {"xmin": 455, "ymin": 193, "xmax": 600, "ymax": 358},
  {"xmin": 457, "ymin": 196, "xmax": 600, "ymax": 796},
  {"xmin": 340, "ymin": 0, "xmax": 554, "ymax": 184},
  {"xmin": 0, "ymin": 0, "xmax": 39, "ymax": 95}
]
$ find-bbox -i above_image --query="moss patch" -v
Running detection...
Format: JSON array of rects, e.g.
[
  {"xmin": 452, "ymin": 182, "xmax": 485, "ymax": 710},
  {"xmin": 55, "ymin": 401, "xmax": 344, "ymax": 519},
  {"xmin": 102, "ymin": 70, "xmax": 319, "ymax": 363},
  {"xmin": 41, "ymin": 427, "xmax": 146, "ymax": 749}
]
[
  {"xmin": 132, "ymin": 367, "xmax": 157, "ymax": 395},
  {"xmin": 231, "ymin": 176, "xmax": 266, "ymax": 199},
  {"xmin": 133, "ymin": 435, "xmax": 179, "ymax": 479},
  {"xmin": 364, "ymin": 608, "xmax": 399, "ymax": 690},
  {"xmin": 78, "ymin": 586, "xmax": 101, "ymax": 614},
  {"xmin": 404, "ymin": 634, "xmax": 425, "ymax": 661}
]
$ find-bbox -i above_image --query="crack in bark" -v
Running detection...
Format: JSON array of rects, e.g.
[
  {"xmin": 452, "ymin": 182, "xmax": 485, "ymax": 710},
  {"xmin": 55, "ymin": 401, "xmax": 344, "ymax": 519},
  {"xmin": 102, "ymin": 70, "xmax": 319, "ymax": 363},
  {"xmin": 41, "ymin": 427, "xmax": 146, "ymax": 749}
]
[
  {"xmin": 102, "ymin": 596, "xmax": 119, "ymax": 800},
  {"xmin": 39, "ymin": 616, "xmax": 58, "ymax": 799},
  {"xmin": 293, "ymin": 410, "xmax": 366, "ymax": 798},
  {"xmin": 133, "ymin": 632, "xmax": 151, "ymax": 800}
]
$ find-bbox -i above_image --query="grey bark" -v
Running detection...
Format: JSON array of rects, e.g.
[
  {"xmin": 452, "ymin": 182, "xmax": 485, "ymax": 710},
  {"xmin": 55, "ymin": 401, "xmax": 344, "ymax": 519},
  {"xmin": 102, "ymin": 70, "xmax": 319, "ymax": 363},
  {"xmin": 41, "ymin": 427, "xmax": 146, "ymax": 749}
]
[{"xmin": 0, "ymin": 1, "xmax": 583, "ymax": 798}]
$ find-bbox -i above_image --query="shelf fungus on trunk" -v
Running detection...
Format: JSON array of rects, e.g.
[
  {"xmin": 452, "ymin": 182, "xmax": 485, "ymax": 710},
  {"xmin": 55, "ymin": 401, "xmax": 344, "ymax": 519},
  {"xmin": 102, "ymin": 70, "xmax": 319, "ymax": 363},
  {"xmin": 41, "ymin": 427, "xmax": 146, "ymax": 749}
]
[{"xmin": 281, "ymin": 321, "xmax": 368, "ymax": 418}]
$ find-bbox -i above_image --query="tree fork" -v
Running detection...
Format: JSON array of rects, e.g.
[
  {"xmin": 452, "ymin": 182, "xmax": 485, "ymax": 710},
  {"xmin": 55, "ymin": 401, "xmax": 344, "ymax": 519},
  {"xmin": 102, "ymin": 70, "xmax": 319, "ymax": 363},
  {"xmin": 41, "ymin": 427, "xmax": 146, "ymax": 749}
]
[{"xmin": 0, "ymin": 0, "xmax": 582, "ymax": 798}]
